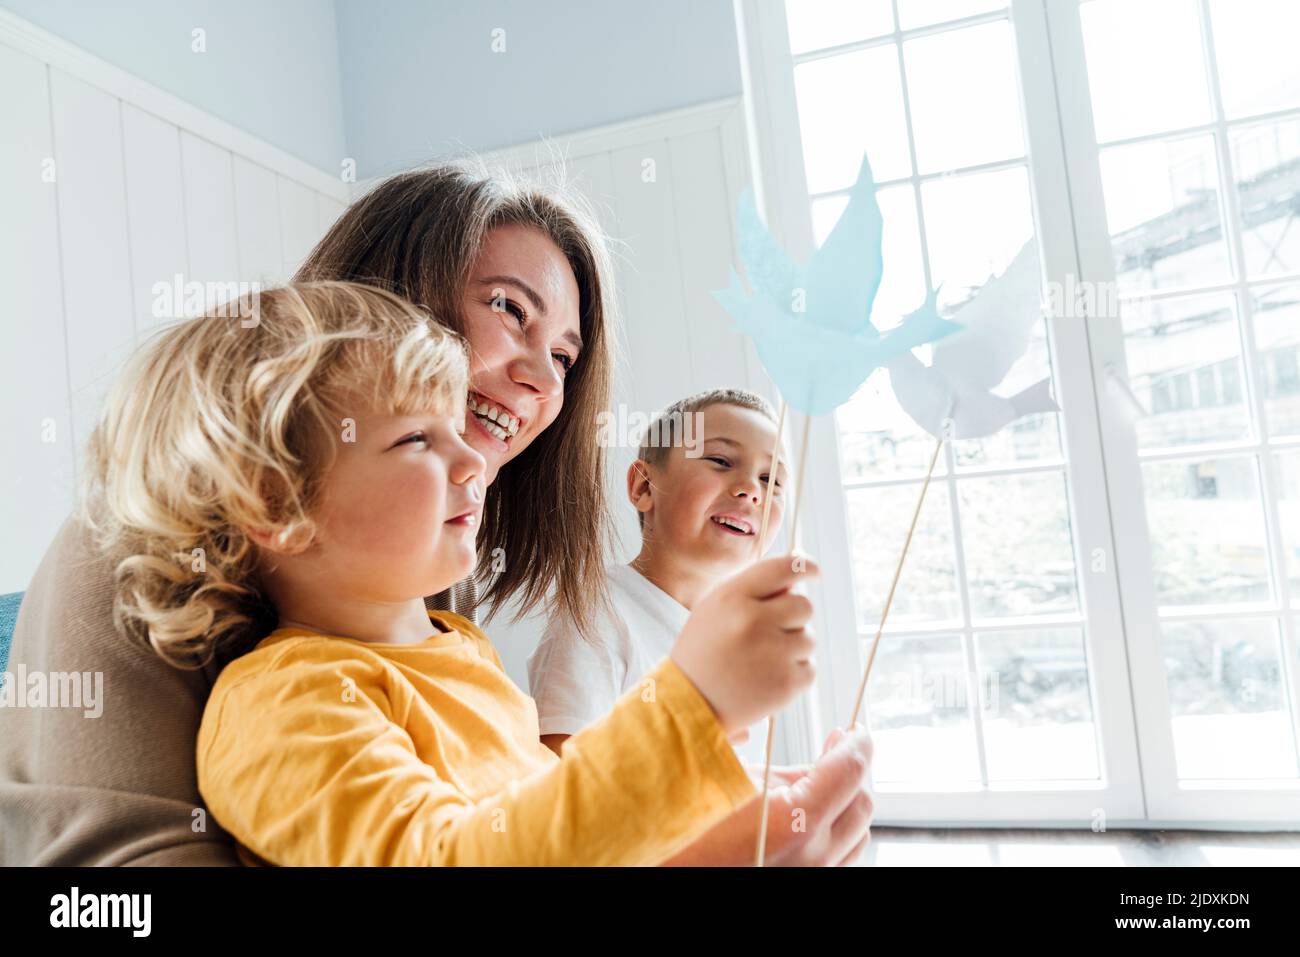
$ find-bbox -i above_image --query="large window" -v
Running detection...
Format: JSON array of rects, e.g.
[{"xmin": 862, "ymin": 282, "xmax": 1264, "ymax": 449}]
[
  {"xmin": 745, "ymin": 0, "xmax": 1300, "ymax": 824},
  {"xmin": 1080, "ymin": 0, "xmax": 1300, "ymax": 790},
  {"xmin": 791, "ymin": 2, "xmax": 1093, "ymax": 790}
]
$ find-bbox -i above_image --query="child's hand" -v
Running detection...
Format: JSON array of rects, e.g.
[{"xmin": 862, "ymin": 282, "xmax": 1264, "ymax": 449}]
[
  {"xmin": 670, "ymin": 553, "xmax": 819, "ymax": 734},
  {"xmin": 660, "ymin": 726, "xmax": 875, "ymax": 867},
  {"xmin": 763, "ymin": 726, "xmax": 874, "ymax": 866}
]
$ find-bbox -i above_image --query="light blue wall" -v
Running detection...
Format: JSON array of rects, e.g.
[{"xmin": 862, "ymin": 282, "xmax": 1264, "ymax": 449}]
[
  {"xmin": 334, "ymin": 0, "xmax": 741, "ymax": 177},
  {"xmin": 1, "ymin": 0, "xmax": 742, "ymax": 177},
  {"xmin": 0, "ymin": 0, "xmax": 348, "ymax": 174}
]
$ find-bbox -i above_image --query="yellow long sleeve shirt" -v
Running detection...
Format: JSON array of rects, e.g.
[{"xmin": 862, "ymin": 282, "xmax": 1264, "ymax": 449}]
[{"xmin": 196, "ymin": 610, "xmax": 756, "ymax": 866}]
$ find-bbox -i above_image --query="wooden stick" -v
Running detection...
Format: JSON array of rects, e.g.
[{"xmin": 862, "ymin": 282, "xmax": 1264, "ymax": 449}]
[
  {"xmin": 847, "ymin": 433, "xmax": 945, "ymax": 728},
  {"xmin": 752, "ymin": 400, "xmax": 787, "ymax": 563},
  {"xmin": 755, "ymin": 412, "xmax": 812, "ymax": 867},
  {"xmin": 751, "ymin": 398, "xmax": 785, "ymax": 867}
]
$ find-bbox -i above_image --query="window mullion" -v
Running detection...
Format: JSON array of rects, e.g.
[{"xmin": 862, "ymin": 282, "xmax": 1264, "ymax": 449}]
[{"xmin": 1014, "ymin": 0, "xmax": 1150, "ymax": 817}]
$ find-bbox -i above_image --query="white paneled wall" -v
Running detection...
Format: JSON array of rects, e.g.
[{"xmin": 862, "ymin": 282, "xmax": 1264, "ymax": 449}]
[
  {"xmin": 0, "ymin": 22, "xmax": 350, "ymax": 593},
  {"xmin": 1, "ymin": 44, "xmax": 73, "ymax": 598},
  {"xmin": 123, "ymin": 104, "xmax": 188, "ymax": 336}
]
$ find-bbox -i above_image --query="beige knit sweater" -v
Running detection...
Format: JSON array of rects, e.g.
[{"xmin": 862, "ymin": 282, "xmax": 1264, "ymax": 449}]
[{"xmin": 0, "ymin": 514, "xmax": 477, "ymax": 865}]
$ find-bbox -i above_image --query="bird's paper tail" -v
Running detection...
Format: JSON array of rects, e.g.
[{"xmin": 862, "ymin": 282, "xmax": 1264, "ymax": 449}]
[{"xmin": 1008, "ymin": 377, "xmax": 1059, "ymax": 419}]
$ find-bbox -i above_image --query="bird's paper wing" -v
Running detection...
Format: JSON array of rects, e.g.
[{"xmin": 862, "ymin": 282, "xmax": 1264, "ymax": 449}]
[
  {"xmin": 888, "ymin": 351, "xmax": 955, "ymax": 439},
  {"xmin": 716, "ymin": 152, "xmax": 960, "ymax": 417},
  {"xmin": 805, "ymin": 156, "xmax": 885, "ymax": 336},
  {"xmin": 931, "ymin": 240, "xmax": 1044, "ymax": 392}
]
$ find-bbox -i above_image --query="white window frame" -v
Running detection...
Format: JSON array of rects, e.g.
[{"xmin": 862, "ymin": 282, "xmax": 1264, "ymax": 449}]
[
  {"xmin": 1045, "ymin": 0, "xmax": 1300, "ymax": 823},
  {"xmin": 735, "ymin": 0, "xmax": 1300, "ymax": 827}
]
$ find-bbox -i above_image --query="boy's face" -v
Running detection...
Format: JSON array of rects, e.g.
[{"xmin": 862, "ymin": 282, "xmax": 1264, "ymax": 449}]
[
  {"xmin": 634, "ymin": 403, "xmax": 787, "ymax": 577},
  {"xmin": 272, "ymin": 403, "xmax": 487, "ymax": 603}
]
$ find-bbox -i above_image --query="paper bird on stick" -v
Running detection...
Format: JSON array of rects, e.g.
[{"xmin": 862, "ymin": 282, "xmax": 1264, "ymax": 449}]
[
  {"xmin": 887, "ymin": 241, "xmax": 1059, "ymax": 439},
  {"xmin": 714, "ymin": 157, "xmax": 963, "ymax": 415},
  {"xmin": 711, "ymin": 155, "xmax": 963, "ymax": 865},
  {"xmin": 845, "ymin": 241, "xmax": 1063, "ymax": 753}
]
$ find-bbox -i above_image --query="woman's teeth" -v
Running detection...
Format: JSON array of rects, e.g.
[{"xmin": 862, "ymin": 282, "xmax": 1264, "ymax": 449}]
[{"xmin": 468, "ymin": 395, "xmax": 519, "ymax": 441}]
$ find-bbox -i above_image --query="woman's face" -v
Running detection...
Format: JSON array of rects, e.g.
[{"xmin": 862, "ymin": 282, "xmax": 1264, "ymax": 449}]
[{"xmin": 459, "ymin": 224, "xmax": 583, "ymax": 484}]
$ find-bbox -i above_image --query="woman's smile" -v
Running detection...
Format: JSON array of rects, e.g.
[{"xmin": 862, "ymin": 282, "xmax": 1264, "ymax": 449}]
[{"xmin": 467, "ymin": 390, "xmax": 522, "ymax": 444}]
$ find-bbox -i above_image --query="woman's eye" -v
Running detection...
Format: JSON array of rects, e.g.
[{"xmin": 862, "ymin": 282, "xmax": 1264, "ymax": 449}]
[
  {"xmin": 706, "ymin": 456, "xmax": 729, "ymax": 466},
  {"xmin": 553, "ymin": 353, "xmax": 574, "ymax": 373},
  {"xmin": 489, "ymin": 294, "xmax": 527, "ymax": 324}
]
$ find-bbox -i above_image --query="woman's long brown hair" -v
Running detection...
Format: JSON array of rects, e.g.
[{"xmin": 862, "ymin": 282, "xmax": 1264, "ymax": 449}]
[{"xmin": 296, "ymin": 162, "xmax": 615, "ymax": 634}]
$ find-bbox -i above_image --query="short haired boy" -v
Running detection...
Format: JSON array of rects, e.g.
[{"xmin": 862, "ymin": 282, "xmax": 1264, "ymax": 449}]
[{"xmin": 528, "ymin": 388, "xmax": 788, "ymax": 763}]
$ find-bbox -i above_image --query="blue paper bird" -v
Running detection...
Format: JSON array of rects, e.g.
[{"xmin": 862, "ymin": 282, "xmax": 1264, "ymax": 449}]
[{"xmin": 714, "ymin": 157, "xmax": 962, "ymax": 416}]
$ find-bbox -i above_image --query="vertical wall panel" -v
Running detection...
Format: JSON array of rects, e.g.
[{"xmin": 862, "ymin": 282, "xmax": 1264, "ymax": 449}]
[
  {"xmin": 316, "ymin": 191, "xmax": 346, "ymax": 240},
  {"xmin": 278, "ymin": 176, "xmax": 319, "ymax": 278},
  {"xmin": 180, "ymin": 131, "xmax": 240, "ymax": 307},
  {"xmin": 609, "ymin": 140, "xmax": 694, "ymax": 414},
  {"xmin": 122, "ymin": 104, "xmax": 187, "ymax": 336},
  {"xmin": 0, "ymin": 50, "xmax": 74, "ymax": 592},
  {"xmin": 49, "ymin": 69, "xmax": 134, "ymax": 468},
  {"xmin": 232, "ymin": 156, "xmax": 285, "ymax": 285},
  {"xmin": 668, "ymin": 127, "xmax": 751, "ymax": 393}
]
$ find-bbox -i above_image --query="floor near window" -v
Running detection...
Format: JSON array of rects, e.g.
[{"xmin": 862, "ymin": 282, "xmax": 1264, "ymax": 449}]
[{"xmin": 862, "ymin": 827, "xmax": 1300, "ymax": 866}]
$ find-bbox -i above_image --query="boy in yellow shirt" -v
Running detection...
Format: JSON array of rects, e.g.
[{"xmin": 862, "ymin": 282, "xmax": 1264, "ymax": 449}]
[{"xmin": 83, "ymin": 282, "xmax": 823, "ymax": 866}]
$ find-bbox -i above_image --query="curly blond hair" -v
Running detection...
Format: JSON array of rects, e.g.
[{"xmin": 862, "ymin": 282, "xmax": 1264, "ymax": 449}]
[{"xmin": 79, "ymin": 281, "xmax": 469, "ymax": 669}]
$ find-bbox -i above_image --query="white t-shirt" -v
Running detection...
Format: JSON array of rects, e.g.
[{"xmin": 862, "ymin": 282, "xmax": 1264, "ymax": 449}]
[{"xmin": 527, "ymin": 562, "xmax": 763, "ymax": 764}]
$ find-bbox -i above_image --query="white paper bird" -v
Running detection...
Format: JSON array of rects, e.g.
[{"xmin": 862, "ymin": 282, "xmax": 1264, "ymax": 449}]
[{"xmin": 887, "ymin": 241, "xmax": 1059, "ymax": 440}]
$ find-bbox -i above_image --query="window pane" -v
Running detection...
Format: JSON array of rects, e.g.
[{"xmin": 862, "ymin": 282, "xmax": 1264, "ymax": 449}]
[
  {"xmin": 1277, "ymin": 451, "xmax": 1300, "ymax": 596},
  {"xmin": 1251, "ymin": 285, "xmax": 1300, "ymax": 437},
  {"xmin": 977, "ymin": 629, "xmax": 1100, "ymax": 781},
  {"xmin": 836, "ymin": 369, "xmax": 950, "ymax": 482},
  {"xmin": 903, "ymin": 20, "xmax": 1025, "ymax": 175},
  {"xmin": 958, "ymin": 471, "xmax": 1080, "ymax": 620},
  {"xmin": 921, "ymin": 165, "xmax": 1033, "ymax": 306},
  {"xmin": 1162, "ymin": 619, "xmax": 1299, "ymax": 779},
  {"xmin": 1231, "ymin": 118, "xmax": 1300, "ymax": 280},
  {"xmin": 865, "ymin": 634, "xmax": 981, "ymax": 784},
  {"xmin": 785, "ymin": 0, "xmax": 894, "ymax": 55},
  {"xmin": 873, "ymin": 184, "xmax": 927, "ymax": 324},
  {"xmin": 1120, "ymin": 293, "xmax": 1251, "ymax": 448},
  {"xmin": 1208, "ymin": 0, "xmax": 1300, "ymax": 120},
  {"xmin": 897, "ymin": 0, "xmax": 1005, "ymax": 31},
  {"xmin": 847, "ymin": 480, "xmax": 960, "ymax": 630},
  {"xmin": 1080, "ymin": 0, "xmax": 1212, "ymax": 144},
  {"xmin": 1142, "ymin": 455, "xmax": 1273, "ymax": 608},
  {"xmin": 795, "ymin": 46, "xmax": 911, "ymax": 193},
  {"xmin": 1100, "ymin": 135, "xmax": 1232, "ymax": 296}
]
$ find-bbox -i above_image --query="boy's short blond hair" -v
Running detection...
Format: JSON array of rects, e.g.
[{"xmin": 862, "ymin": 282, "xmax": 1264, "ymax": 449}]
[
  {"xmin": 81, "ymin": 281, "xmax": 468, "ymax": 669},
  {"xmin": 635, "ymin": 388, "xmax": 781, "ymax": 528}
]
